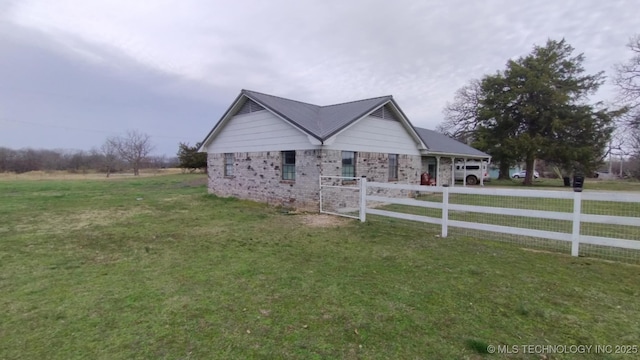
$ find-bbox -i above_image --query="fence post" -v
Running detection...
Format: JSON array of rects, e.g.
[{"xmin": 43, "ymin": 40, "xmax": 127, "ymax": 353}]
[
  {"xmin": 359, "ymin": 176, "xmax": 367, "ymax": 222},
  {"xmin": 441, "ymin": 184, "xmax": 449, "ymax": 238},
  {"xmin": 319, "ymin": 176, "xmax": 323, "ymax": 213},
  {"xmin": 571, "ymin": 190, "xmax": 582, "ymax": 257}
]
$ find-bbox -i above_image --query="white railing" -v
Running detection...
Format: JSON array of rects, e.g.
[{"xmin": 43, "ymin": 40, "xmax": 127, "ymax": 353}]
[{"xmin": 357, "ymin": 178, "xmax": 640, "ymax": 258}]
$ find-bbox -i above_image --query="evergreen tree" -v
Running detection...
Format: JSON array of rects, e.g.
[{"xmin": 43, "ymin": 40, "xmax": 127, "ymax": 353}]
[
  {"xmin": 442, "ymin": 39, "xmax": 619, "ymax": 184},
  {"xmin": 177, "ymin": 142, "xmax": 207, "ymax": 173}
]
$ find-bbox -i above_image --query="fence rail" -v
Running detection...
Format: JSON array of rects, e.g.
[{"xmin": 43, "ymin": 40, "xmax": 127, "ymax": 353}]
[{"xmin": 330, "ymin": 177, "xmax": 640, "ymax": 261}]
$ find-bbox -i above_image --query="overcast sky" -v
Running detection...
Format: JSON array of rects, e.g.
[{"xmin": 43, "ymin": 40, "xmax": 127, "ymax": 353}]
[{"xmin": 1, "ymin": 0, "xmax": 638, "ymax": 156}]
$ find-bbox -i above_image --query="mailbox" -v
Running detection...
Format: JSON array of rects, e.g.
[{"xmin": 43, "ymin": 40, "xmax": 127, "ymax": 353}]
[{"xmin": 572, "ymin": 175, "xmax": 584, "ymax": 192}]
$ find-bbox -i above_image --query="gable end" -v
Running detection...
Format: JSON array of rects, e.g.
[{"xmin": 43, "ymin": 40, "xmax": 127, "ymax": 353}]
[
  {"xmin": 370, "ymin": 104, "xmax": 399, "ymax": 121},
  {"xmin": 236, "ymin": 99, "xmax": 265, "ymax": 115}
]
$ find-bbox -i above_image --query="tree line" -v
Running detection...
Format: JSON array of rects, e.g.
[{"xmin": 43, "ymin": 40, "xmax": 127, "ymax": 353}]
[
  {"xmin": 438, "ymin": 37, "xmax": 640, "ymax": 183},
  {"xmin": 0, "ymin": 130, "xmax": 177, "ymax": 175},
  {"xmin": 0, "ymin": 146, "xmax": 176, "ymax": 174},
  {"xmin": 0, "ymin": 129, "xmax": 210, "ymax": 175}
]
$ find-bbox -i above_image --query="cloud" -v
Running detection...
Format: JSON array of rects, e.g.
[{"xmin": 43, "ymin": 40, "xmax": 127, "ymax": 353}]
[
  {"xmin": 0, "ymin": 25, "xmax": 222, "ymax": 154},
  {"xmin": 1, "ymin": 0, "xmax": 639, "ymax": 155}
]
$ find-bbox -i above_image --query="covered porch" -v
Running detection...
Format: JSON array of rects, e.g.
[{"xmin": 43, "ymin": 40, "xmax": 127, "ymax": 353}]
[
  {"xmin": 421, "ymin": 155, "xmax": 491, "ymax": 187},
  {"xmin": 413, "ymin": 126, "xmax": 491, "ymax": 187}
]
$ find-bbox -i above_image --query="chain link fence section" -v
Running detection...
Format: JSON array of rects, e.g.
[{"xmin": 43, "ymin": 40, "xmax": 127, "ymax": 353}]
[
  {"xmin": 580, "ymin": 192, "xmax": 640, "ymax": 263},
  {"xmin": 359, "ymin": 183, "xmax": 640, "ymax": 264},
  {"xmin": 447, "ymin": 192, "xmax": 574, "ymax": 255}
]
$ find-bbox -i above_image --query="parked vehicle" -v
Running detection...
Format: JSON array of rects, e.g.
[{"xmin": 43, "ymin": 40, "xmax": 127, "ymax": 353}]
[
  {"xmin": 454, "ymin": 161, "xmax": 490, "ymax": 185},
  {"xmin": 512, "ymin": 170, "xmax": 539, "ymax": 179}
]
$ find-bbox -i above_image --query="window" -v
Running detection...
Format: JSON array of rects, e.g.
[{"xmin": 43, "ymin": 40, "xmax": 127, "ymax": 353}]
[
  {"xmin": 456, "ymin": 164, "xmax": 480, "ymax": 170},
  {"xmin": 282, "ymin": 151, "xmax": 295, "ymax": 180},
  {"xmin": 342, "ymin": 151, "xmax": 356, "ymax": 177},
  {"xmin": 388, "ymin": 154, "xmax": 398, "ymax": 180},
  {"xmin": 224, "ymin": 153, "xmax": 234, "ymax": 177}
]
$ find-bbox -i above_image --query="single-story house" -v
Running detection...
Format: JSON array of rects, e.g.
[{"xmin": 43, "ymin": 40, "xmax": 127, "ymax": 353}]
[{"xmin": 198, "ymin": 90, "xmax": 490, "ymax": 211}]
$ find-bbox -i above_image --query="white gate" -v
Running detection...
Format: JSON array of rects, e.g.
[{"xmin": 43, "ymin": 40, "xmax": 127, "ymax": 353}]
[{"xmin": 319, "ymin": 176, "xmax": 365, "ymax": 219}]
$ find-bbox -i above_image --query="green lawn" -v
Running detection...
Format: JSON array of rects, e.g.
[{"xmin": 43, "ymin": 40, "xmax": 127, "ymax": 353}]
[
  {"xmin": 1, "ymin": 174, "xmax": 639, "ymax": 359},
  {"xmin": 484, "ymin": 177, "xmax": 640, "ymax": 191}
]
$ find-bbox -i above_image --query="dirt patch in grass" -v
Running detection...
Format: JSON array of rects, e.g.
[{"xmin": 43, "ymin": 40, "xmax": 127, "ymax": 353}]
[
  {"xmin": 15, "ymin": 208, "xmax": 151, "ymax": 234},
  {"xmin": 178, "ymin": 177, "xmax": 208, "ymax": 187},
  {"xmin": 299, "ymin": 214, "xmax": 351, "ymax": 227}
]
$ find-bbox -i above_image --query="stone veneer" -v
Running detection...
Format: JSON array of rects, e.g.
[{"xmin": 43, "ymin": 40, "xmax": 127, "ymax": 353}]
[
  {"xmin": 320, "ymin": 150, "xmax": 422, "ymax": 212},
  {"xmin": 207, "ymin": 150, "xmax": 321, "ymax": 211},
  {"xmin": 438, "ymin": 157, "xmax": 453, "ymax": 185},
  {"xmin": 207, "ymin": 149, "xmax": 424, "ymax": 211}
]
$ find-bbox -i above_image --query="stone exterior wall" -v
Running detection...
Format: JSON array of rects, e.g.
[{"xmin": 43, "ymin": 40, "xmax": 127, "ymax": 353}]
[
  {"xmin": 207, "ymin": 149, "xmax": 424, "ymax": 211},
  {"xmin": 319, "ymin": 150, "xmax": 421, "ymax": 182},
  {"xmin": 207, "ymin": 150, "xmax": 321, "ymax": 211},
  {"xmin": 318, "ymin": 150, "xmax": 419, "ymax": 212}
]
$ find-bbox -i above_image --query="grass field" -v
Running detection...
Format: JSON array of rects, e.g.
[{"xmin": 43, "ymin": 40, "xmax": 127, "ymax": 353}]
[
  {"xmin": 1, "ymin": 174, "xmax": 639, "ymax": 359},
  {"xmin": 484, "ymin": 177, "xmax": 640, "ymax": 191},
  {"xmin": 0, "ymin": 168, "xmax": 186, "ymax": 181}
]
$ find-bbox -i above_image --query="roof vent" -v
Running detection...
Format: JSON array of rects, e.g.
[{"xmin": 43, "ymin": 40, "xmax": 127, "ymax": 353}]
[
  {"xmin": 236, "ymin": 99, "xmax": 265, "ymax": 115},
  {"xmin": 370, "ymin": 104, "xmax": 399, "ymax": 121}
]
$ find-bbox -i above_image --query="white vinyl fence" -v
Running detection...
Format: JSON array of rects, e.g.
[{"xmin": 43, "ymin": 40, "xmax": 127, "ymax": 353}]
[{"xmin": 323, "ymin": 176, "xmax": 640, "ymax": 263}]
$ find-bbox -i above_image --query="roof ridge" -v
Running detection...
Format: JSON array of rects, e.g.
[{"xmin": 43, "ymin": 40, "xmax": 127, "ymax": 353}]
[
  {"xmin": 242, "ymin": 89, "xmax": 320, "ymax": 110},
  {"xmin": 243, "ymin": 89, "xmax": 391, "ymax": 108},
  {"xmin": 320, "ymin": 95, "xmax": 392, "ymax": 108}
]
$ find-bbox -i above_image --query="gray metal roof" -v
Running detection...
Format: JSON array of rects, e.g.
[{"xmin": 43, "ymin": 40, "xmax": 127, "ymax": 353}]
[
  {"xmin": 414, "ymin": 127, "xmax": 490, "ymax": 158},
  {"xmin": 243, "ymin": 90, "xmax": 391, "ymax": 140},
  {"xmin": 200, "ymin": 89, "xmax": 489, "ymax": 158}
]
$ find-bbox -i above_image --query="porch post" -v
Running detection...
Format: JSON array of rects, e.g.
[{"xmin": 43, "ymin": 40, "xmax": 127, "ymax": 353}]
[
  {"xmin": 463, "ymin": 158, "xmax": 467, "ymax": 186},
  {"xmin": 436, "ymin": 156, "xmax": 441, "ymax": 186},
  {"xmin": 450, "ymin": 157, "xmax": 455, "ymax": 186},
  {"xmin": 480, "ymin": 159, "xmax": 484, "ymax": 186}
]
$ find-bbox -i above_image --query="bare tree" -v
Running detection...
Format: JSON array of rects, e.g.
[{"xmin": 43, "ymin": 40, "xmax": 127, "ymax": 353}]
[
  {"xmin": 614, "ymin": 35, "xmax": 640, "ymax": 138},
  {"xmin": 613, "ymin": 34, "xmax": 640, "ymax": 176},
  {"xmin": 0, "ymin": 147, "xmax": 14, "ymax": 172},
  {"xmin": 614, "ymin": 35, "xmax": 640, "ymax": 112},
  {"xmin": 101, "ymin": 139, "xmax": 120, "ymax": 177},
  {"xmin": 437, "ymin": 78, "xmax": 483, "ymax": 143},
  {"xmin": 109, "ymin": 130, "xmax": 153, "ymax": 176}
]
